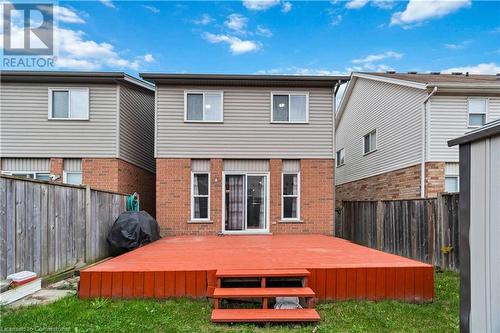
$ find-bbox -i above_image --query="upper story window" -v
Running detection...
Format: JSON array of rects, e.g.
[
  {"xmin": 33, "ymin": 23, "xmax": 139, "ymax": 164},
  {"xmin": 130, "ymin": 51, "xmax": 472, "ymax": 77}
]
[
  {"xmin": 49, "ymin": 88, "xmax": 89, "ymax": 120},
  {"xmin": 468, "ymin": 98, "xmax": 487, "ymax": 127},
  {"xmin": 185, "ymin": 91, "xmax": 223, "ymax": 122},
  {"xmin": 363, "ymin": 130, "xmax": 377, "ymax": 155},
  {"xmin": 271, "ymin": 92, "xmax": 309, "ymax": 123},
  {"xmin": 336, "ymin": 148, "xmax": 345, "ymax": 167}
]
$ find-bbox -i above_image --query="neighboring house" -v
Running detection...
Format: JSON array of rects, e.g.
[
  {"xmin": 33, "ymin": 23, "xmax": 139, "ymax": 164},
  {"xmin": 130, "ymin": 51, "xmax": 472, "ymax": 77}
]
[
  {"xmin": 335, "ymin": 72, "xmax": 500, "ymax": 205},
  {"xmin": 448, "ymin": 120, "xmax": 500, "ymax": 333},
  {"xmin": 140, "ymin": 73, "xmax": 348, "ymax": 236},
  {"xmin": 0, "ymin": 71, "xmax": 156, "ymax": 215}
]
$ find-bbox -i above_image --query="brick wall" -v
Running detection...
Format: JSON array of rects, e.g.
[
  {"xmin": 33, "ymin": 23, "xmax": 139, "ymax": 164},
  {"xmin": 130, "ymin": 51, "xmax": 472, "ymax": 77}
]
[
  {"xmin": 335, "ymin": 162, "xmax": 446, "ymax": 206},
  {"xmin": 156, "ymin": 158, "xmax": 334, "ymax": 236},
  {"xmin": 425, "ymin": 162, "xmax": 445, "ymax": 198},
  {"xmin": 49, "ymin": 158, "xmax": 63, "ymax": 182},
  {"xmin": 82, "ymin": 158, "xmax": 156, "ymax": 216}
]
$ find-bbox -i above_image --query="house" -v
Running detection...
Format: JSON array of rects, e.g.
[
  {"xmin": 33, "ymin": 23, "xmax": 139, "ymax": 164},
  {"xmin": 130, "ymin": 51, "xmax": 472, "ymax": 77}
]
[
  {"xmin": 335, "ymin": 72, "xmax": 500, "ymax": 205},
  {"xmin": 140, "ymin": 73, "xmax": 349, "ymax": 236},
  {"xmin": 448, "ymin": 119, "xmax": 500, "ymax": 333},
  {"xmin": 0, "ymin": 71, "xmax": 156, "ymax": 215}
]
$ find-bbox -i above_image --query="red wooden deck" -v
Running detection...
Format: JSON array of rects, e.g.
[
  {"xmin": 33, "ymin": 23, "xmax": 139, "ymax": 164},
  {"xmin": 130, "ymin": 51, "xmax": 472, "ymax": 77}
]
[{"xmin": 79, "ymin": 235, "xmax": 434, "ymax": 302}]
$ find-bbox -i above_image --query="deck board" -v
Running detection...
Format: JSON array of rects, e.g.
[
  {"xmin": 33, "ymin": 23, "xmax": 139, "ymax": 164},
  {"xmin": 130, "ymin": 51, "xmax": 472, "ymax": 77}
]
[
  {"xmin": 79, "ymin": 235, "xmax": 434, "ymax": 302},
  {"xmin": 211, "ymin": 309, "xmax": 320, "ymax": 322}
]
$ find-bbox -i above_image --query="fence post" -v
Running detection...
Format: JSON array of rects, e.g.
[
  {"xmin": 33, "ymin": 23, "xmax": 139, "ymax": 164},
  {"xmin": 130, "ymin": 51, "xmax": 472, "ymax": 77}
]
[
  {"xmin": 376, "ymin": 201, "xmax": 384, "ymax": 250},
  {"xmin": 84, "ymin": 185, "xmax": 91, "ymax": 263}
]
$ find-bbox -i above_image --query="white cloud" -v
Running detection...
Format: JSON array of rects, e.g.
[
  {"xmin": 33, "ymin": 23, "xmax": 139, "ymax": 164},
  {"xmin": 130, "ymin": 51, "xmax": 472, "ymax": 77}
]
[
  {"xmin": 256, "ymin": 66, "xmax": 345, "ymax": 76},
  {"xmin": 142, "ymin": 5, "xmax": 160, "ymax": 14},
  {"xmin": 281, "ymin": 1, "xmax": 292, "ymax": 13},
  {"xmin": 193, "ymin": 14, "xmax": 213, "ymax": 25},
  {"xmin": 352, "ymin": 51, "xmax": 403, "ymax": 64},
  {"xmin": 242, "ymin": 0, "xmax": 280, "ymax": 11},
  {"xmin": 345, "ymin": 0, "xmax": 369, "ymax": 9},
  {"xmin": 203, "ymin": 32, "xmax": 260, "ymax": 55},
  {"xmin": 256, "ymin": 25, "xmax": 272, "ymax": 37},
  {"xmin": 391, "ymin": 0, "xmax": 471, "ymax": 26},
  {"xmin": 330, "ymin": 14, "xmax": 343, "ymax": 26},
  {"xmin": 442, "ymin": 63, "xmax": 500, "ymax": 75},
  {"xmin": 143, "ymin": 54, "xmax": 155, "ymax": 63},
  {"xmin": 444, "ymin": 40, "xmax": 472, "ymax": 50},
  {"xmin": 37, "ymin": 5, "xmax": 85, "ymax": 24},
  {"xmin": 225, "ymin": 14, "xmax": 248, "ymax": 34},
  {"xmin": 100, "ymin": 0, "xmax": 116, "ymax": 9}
]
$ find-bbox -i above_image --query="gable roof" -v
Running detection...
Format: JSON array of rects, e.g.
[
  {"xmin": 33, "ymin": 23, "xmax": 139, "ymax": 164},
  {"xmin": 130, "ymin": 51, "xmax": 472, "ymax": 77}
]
[
  {"xmin": 140, "ymin": 73, "xmax": 350, "ymax": 88},
  {"xmin": 336, "ymin": 72, "xmax": 500, "ymax": 128},
  {"xmin": 0, "ymin": 70, "xmax": 154, "ymax": 92}
]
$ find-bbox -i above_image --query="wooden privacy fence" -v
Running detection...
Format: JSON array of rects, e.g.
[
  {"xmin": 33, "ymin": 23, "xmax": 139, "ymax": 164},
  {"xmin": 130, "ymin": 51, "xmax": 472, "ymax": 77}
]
[
  {"xmin": 0, "ymin": 175, "xmax": 127, "ymax": 279},
  {"xmin": 335, "ymin": 194, "xmax": 459, "ymax": 271}
]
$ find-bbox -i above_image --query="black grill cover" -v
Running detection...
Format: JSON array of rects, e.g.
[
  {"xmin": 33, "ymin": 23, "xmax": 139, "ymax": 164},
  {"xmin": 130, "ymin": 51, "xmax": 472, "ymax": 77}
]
[{"xmin": 106, "ymin": 211, "xmax": 160, "ymax": 256}]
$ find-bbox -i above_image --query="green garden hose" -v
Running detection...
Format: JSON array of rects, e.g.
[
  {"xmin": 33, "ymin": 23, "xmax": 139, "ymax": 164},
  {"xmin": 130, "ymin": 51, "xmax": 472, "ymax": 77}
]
[{"xmin": 126, "ymin": 192, "xmax": 140, "ymax": 211}]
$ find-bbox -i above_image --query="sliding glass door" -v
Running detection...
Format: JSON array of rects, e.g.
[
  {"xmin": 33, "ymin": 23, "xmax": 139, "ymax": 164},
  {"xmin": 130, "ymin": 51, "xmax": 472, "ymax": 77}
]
[{"xmin": 224, "ymin": 174, "xmax": 268, "ymax": 232}]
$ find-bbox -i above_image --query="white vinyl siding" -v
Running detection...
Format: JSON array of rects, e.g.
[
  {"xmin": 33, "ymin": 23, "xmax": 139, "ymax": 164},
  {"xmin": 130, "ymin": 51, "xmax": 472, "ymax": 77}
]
[
  {"xmin": 223, "ymin": 160, "xmax": 269, "ymax": 172},
  {"xmin": 428, "ymin": 96, "xmax": 500, "ymax": 162},
  {"xmin": 48, "ymin": 88, "xmax": 89, "ymax": 120},
  {"xmin": 0, "ymin": 83, "xmax": 118, "ymax": 157},
  {"xmin": 335, "ymin": 78, "xmax": 426, "ymax": 185},
  {"xmin": 118, "ymin": 84, "xmax": 156, "ymax": 173},
  {"xmin": 0, "ymin": 158, "xmax": 50, "ymax": 181},
  {"xmin": 157, "ymin": 86, "xmax": 333, "ymax": 158}
]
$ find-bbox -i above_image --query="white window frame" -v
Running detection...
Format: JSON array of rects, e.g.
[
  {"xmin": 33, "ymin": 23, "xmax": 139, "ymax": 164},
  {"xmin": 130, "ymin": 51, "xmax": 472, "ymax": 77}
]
[
  {"xmin": 445, "ymin": 175, "xmax": 460, "ymax": 193},
  {"xmin": 363, "ymin": 130, "xmax": 377, "ymax": 155},
  {"xmin": 1, "ymin": 171, "xmax": 50, "ymax": 180},
  {"xmin": 191, "ymin": 172, "xmax": 211, "ymax": 222},
  {"xmin": 184, "ymin": 90, "xmax": 224, "ymax": 123},
  {"xmin": 270, "ymin": 92, "xmax": 309, "ymax": 124},
  {"xmin": 48, "ymin": 87, "xmax": 90, "ymax": 120},
  {"xmin": 336, "ymin": 148, "xmax": 345, "ymax": 167},
  {"xmin": 63, "ymin": 171, "xmax": 83, "ymax": 185},
  {"xmin": 467, "ymin": 97, "xmax": 488, "ymax": 128},
  {"xmin": 281, "ymin": 172, "xmax": 300, "ymax": 221}
]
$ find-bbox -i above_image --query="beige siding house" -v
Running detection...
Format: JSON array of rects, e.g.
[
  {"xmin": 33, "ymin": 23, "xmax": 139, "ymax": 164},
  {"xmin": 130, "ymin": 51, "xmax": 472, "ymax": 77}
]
[
  {"xmin": 141, "ymin": 73, "xmax": 348, "ymax": 236},
  {"xmin": 0, "ymin": 71, "xmax": 156, "ymax": 214},
  {"xmin": 335, "ymin": 72, "xmax": 500, "ymax": 205}
]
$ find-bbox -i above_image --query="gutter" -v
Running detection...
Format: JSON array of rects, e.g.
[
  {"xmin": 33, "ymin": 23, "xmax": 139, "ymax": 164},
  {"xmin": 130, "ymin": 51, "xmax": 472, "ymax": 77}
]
[{"xmin": 420, "ymin": 86, "xmax": 438, "ymax": 198}]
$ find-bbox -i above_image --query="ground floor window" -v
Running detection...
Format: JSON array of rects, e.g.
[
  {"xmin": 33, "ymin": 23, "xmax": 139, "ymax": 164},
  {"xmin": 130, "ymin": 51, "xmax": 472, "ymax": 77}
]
[
  {"xmin": 445, "ymin": 176, "xmax": 459, "ymax": 193},
  {"xmin": 282, "ymin": 173, "xmax": 300, "ymax": 220},
  {"xmin": 1, "ymin": 171, "xmax": 50, "ymax": 181},
  {"xmin": 192, "ymin": 173, "xmax": 210, "ymax": 220},
  {"xmin": 64, "ymin": 172, "xmax": 82, "ymax": 185}
]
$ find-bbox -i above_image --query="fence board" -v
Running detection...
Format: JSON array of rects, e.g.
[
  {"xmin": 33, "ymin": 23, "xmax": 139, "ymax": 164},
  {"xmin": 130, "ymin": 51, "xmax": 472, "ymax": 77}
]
[
  {"xmin": 0, "ymin": 176, "xmax": 128, "ymax": 279},
  {"xmin": 336, "ymin": 194, "xmax": 459, "ymax": 271}
]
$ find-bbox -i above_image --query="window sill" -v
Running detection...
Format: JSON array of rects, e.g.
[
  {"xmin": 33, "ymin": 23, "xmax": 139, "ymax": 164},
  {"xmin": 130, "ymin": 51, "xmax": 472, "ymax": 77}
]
[
  {"xmin": 336, "ymin": 163, "xmax": 345, "ymax": 168},
  {"xmin": 278, "ymin": 219, "xmax": 303, "ymax": 223},
  {"xmin": 48, "ymin": 118, "xmax": 89, "ymax": 121},
  {"xmin": 188, "ymin": 220, "xmax": 213, "ymax": 224},
  {"xmin": 184, "ymin": 120, "xmax": 224, "ymax": 124},
  {"xmin": 270, "ymin": 121, "xmax": 309, "ymax": 124},
  {"xmin": 363, "ymin": 149, "xmax": 377, "ymax": 157}
]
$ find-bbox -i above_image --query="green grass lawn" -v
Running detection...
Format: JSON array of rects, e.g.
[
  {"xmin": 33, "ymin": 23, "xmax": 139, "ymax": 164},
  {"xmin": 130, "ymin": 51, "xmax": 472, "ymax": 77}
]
[{"xmin": 0, "ymin": 272, "xmax": 458, "ymax": 333}]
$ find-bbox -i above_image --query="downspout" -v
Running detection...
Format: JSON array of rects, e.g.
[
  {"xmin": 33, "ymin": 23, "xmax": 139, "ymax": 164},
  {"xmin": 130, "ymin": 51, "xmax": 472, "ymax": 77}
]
[
  {"xmin": 332, "ymin": 80, "xmax": 341, "ymax": 158},
  {"xmin": 421, "ymin": 86, "xmax": 438, "ymax": 197}
]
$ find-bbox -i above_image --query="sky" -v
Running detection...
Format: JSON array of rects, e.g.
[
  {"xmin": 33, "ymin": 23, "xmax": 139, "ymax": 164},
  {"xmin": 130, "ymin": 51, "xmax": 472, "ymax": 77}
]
[{"xmin": 1, "ymin": 0, "xmax": 500, "ymax": 78}]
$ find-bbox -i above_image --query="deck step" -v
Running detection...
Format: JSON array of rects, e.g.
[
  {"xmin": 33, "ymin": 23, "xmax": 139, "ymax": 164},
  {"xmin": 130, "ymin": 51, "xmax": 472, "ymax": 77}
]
[
  {"xmin": 216, "ymin": 269, "xmax": 310, "ymax": 278},
  {"xmin": 213, "ymin": 287, "xmax": 315, "ymax": 298},
  {"xmin": 211, "ymin": 309, "xmax": 320, "ymax": 323}
]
